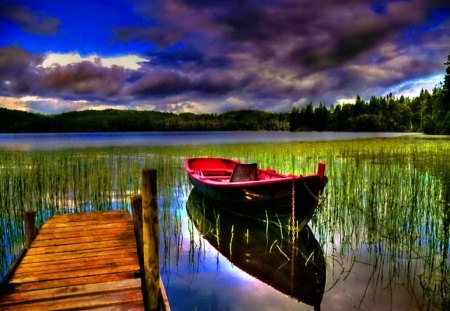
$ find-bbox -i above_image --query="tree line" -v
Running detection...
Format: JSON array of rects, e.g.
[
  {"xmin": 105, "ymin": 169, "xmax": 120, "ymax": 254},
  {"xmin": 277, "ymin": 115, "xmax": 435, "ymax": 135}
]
[
  {"xmin": 290, "ymin": 52, "xmax": 450, "ymax": 134},
  {"xmin": 0, "ymin": 89, "xmax": 447, "ymax": 134},
  {"xmin": 290, "ymin": 89, "xmax": 448, "ymax": 134},
  {"xmin": 0, "ymin": 108, "xmax": 290, "ymax": 133}
]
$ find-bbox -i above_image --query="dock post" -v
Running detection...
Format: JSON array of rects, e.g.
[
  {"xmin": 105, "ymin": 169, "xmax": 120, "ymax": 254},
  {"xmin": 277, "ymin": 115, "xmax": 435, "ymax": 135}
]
[
  {"xmin": 141, "ymin": 169, "xmax": 160, "ymax": 311},
  {"xmin": 131, "ymin": 195, "xmax": 143, "ymax": 266},
  {"xmin": 23, "ymin": 210, "xmax": 36, "ymax": 249}
]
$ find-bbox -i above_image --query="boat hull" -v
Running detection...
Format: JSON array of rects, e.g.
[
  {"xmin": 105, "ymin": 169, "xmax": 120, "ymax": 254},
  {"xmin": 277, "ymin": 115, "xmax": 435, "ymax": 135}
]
[
  {"xmin": 188, "ymin": 174, "xmax": 325, "ymax": 216},
  {"xmin": 185, "ymin": 157, "xmax": 327, "ymax": 216}
]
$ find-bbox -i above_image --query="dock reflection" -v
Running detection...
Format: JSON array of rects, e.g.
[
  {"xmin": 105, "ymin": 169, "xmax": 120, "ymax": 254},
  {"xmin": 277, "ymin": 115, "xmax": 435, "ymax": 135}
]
[{"xmin": 186, "ymin": 189, "xmax": 326, "ymax": 308}]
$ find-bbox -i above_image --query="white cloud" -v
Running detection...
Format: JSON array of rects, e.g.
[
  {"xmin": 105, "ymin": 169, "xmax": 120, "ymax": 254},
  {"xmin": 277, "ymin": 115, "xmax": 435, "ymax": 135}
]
[
  {"xmin": 165, "ymin": 101, "xmax": 209, "ymax": 113},
  {"xmin": 79, "ymin": 104, "xmax": 129, "ymax": 111},
  {"xmin": 0, "ymin": 96, "xmax": 30, "ymax": 111},
  {"xmin": 223, "ymin": 97, "xmax": 247, "ymax": 110},
  {"xmin": 384, "ymin": 73, "xmax": 444, "ymax": 98},
  {"xmin": 291, "ymin": 98, "xmax": 309, "ymax": 109},
  {"xmin": 13, "ymin": 95, "xmax": 128, "ymax": 114},
  {"xmin": 41, "ymin": 53, "xmax": 147, "ymax": 70},
  {"xmin": 335, "ymin": 98, "xmax": 356, "ymax": 106},
  {"xmin": 101, "ymin": 55, "xmax": 147, "ymax": 70}
]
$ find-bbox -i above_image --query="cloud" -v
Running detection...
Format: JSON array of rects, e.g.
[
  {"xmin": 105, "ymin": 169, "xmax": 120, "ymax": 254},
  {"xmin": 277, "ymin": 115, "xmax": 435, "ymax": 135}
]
[
  {"xmin": 2, "ymin": 1, "xmax": 450, "ymax": 114},
  {"xmin": 145, "ymin": 48, "xmax": 206, "ymax": 67},
  {"xmin": 119, "ymin": 0, "xmax": 449, "ymax": 105},
  {"xmin": 0, "ymin": 5, "xmax": 59, "ymax": 35},
  {"xmin": 193, "ymin": 70, "xmax": 248, "ymax": 94},
  {"xmin": 383, "ymin": 73, "xmax": 445, "ymax": 98},
  {"xmin": 128, "ymin": 70, "xmax": 190, "ymax": 97},
  {"xmin": 0, "ymin": 46, "xmax": 43, "ymax": 75},
  {"xmin": 38, "ymin": 61, "xmax": 129, "ymax": 100},
  {"xmin": 165, "ymin": 100, "xmax": 211, "ymax": 113},
  {"xmin": 0, "ymin": 47, "xmax": 131, "ymax": 102},
  {"xmin": 0, "ymin": 95, "xmax": 89, "ymax": 114},
  {"xmin": 116, "ymin": 26, "xmax": 183, "ymax": 48},
  {"xmin": 42, "ymin": 53, "xmax": 147, "ymax": 70},
  {"xmin": 0, "ymin": 96, "xmax": 30, "ymax": 111},
  {"xmin": 0, "ymin": 46, "xmax": 44, "ymax": 96}
]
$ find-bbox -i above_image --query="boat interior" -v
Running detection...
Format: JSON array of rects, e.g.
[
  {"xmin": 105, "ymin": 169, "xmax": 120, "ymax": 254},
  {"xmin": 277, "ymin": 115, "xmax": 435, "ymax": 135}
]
[{"xmin": 188, "ymin": 159, "xmax": 287, "ymax": 183}]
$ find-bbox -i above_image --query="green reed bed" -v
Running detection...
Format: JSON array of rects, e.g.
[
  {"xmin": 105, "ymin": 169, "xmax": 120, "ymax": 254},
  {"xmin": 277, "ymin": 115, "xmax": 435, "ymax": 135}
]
[
  {"xmin": 0, "ymin": 136, "xmax": 449, "ymax": 309},
  {"xmin": 307, "ymin": 138, "xmax": 450, "ymax": 309}
]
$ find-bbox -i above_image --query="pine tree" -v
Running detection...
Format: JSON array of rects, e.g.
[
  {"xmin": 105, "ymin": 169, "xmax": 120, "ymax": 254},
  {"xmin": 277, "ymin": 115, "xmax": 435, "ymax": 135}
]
[
  {"xmin": 437, "ymin": 52, "xmax": 450, "ymax": 134},
  {"xmin": 442, "ymin": 52, "xmax": 450, "ymax": 111}
]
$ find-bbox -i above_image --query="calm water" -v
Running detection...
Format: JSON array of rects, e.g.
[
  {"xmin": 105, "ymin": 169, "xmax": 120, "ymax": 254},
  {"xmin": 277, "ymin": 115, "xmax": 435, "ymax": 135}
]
[
  {"xmin": 0, "ymin": 132, "xmax": 448, "ymax": 310},
  {"xmin": 0, "ymin": 131, "xmax": 414, "ymax": 150}
]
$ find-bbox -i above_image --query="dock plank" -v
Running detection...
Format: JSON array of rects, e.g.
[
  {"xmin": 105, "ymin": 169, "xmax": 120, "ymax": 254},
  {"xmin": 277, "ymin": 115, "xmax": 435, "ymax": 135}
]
[
  {"xmin": 0, "ymin": 279, "xmax": 141, "ymax": 307},
  {"xmin": 25, "ymin": 239, "xmax": 136, "ymax": 256},
  {"xmin": 46, "ymin": 211, "xmax": 129, "ymax": 221},
  {"xmin": 0, "ymin": 289, "xmax": 143, "ymax": 310},
  {"xmin": 0, "ymin": 211, "xmax": 144, "ymax": 309},
  {"xmin": 21, "ymin": 246, "xmax": 137, "ymax": 264},
  {"xmin": 13, "ymin": 272, "xmax": 137, "ymax": 292},
  {"xmin": 31, "ymin": 231, "xmax": 135, "ymax": 248},
  {"xmin": 16, "ymin": 253, "xmax": 138, "ymax": 273},
  {"xmin": 13, "ymin": 257, "xmax": 139, "ymax": 276},
  {"xmin": 34, "ymin": 226, "xmax": 131, "ymax": 241}
]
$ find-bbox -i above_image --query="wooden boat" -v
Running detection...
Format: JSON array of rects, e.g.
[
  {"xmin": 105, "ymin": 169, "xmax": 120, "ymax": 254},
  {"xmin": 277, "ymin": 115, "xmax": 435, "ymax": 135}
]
[
  {"xmin": 184, "ymin": 157, "xmax": 327, "ymax": 215},
  {"xmin": 186, "ymin": 189, "xmax": 326, "ymax": 307}
]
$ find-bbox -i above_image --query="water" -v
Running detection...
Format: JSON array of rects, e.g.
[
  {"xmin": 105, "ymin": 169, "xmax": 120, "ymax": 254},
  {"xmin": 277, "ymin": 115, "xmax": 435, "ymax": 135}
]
[
  {"xmin": 0, "ymin": 132, "xmax": 448, "ymax": 310},
  {"xmin": 0, "ymin": 131, "xmax": 414, "ymax": 150}
]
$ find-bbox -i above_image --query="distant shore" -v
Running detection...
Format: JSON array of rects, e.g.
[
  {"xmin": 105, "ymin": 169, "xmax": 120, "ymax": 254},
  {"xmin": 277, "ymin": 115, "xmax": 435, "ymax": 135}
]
[{"xmin": 1, "ymin": 99, "xmax": 446, "ymax": 133}]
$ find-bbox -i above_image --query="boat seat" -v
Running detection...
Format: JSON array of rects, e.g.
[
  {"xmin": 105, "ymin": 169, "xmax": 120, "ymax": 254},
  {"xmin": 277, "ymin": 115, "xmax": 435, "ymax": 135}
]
[{"xmin": 230, "ymin": 163, "xmax": 258, "ymax": 182}]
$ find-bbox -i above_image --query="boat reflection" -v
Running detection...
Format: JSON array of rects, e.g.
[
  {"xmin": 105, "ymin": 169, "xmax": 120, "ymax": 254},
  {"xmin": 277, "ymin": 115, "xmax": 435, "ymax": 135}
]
[{"xmin": 186, "ymin": 189, "xmax": 326, "ymax": 308}]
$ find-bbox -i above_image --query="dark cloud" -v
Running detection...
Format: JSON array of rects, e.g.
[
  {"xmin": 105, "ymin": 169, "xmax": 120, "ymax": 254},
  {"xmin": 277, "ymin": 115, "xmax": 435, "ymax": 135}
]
[
  {"xmin": 0, "ymin": 46, "xmax": 43, "ymax": 75},
  {"xmin": 0, "ymin": 5, "xmax": 59, "ymax": 35},
  {"xmin": 38, "ymin": 62, "xmax": 127, "ymax": 99},
  {"xmin": 143, "ymin": 46, "xmax": 231, "ymax": 69},
  {"xmin": 146, "ymin": 48, "xmax": 205, "ymax": 67},
  {"xmin": 128, "ymin": 71, "xmax": 190, "ymax": 97},
  {"xmin": 116, "ymin": 26, "xmax": 182, "ymax": 48},
  {"xmin": 128, "ymin": 68, "xmax": 246, "ymax": 98},
  {"xmin": 0, "ymin": 47, "xmax": 128, "ymax": 101},
  {"xmin": 0, "ymin": 46, "xmax": 44, "ymax": 96},
  {"xmin": 215, "ymin": 4, "xmax": 270, "ymax": 41},
  {"xmin": 193, "ymin": 70, "xmax": 248, "ymax": 94}
]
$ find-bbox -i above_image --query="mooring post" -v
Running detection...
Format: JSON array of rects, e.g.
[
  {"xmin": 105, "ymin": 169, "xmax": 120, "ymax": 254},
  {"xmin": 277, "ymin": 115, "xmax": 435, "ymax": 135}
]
[
  {"xmin": 131, "ymin": 195, "xmax": 144, "ymax": 272},
  {"xmin": 23, "ymin": 210, "xmax": 36, "ymax": 249},
  {"xmin": 141, "ymin": 168, "xmax": 160, "ymax": 311}
]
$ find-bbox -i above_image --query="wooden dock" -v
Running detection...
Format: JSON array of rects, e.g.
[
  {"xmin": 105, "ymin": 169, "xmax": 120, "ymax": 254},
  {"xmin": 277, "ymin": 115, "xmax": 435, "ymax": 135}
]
[{"xmin": 0, "ymin": 210, "xmax": 145, "ymax": 310}]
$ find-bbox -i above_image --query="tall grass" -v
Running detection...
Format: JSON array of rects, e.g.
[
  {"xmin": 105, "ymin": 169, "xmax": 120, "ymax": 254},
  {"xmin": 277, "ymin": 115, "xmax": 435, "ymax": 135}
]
[{"xmin": 0, "ymin": 136, "xmax": 449, "ymax": 309}]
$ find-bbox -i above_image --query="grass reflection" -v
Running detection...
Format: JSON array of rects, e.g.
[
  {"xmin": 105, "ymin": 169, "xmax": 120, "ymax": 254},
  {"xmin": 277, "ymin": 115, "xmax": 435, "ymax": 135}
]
[{"xmin": 185, "ymin": 188, "xmax": 326, "ymax": 307}]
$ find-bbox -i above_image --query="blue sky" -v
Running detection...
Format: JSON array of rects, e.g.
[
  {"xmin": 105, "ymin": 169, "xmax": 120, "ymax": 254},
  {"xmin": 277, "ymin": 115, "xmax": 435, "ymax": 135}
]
[{"xmin": 0, "ymin": 0, "xmax": 449, "ymax": 114}]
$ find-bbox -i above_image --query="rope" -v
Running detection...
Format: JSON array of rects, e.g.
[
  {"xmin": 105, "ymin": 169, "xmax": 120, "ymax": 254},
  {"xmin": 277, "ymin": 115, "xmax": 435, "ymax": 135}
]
[{"xmin": 300, "ymin": 176, "xmax": 325, "ymax": 203}]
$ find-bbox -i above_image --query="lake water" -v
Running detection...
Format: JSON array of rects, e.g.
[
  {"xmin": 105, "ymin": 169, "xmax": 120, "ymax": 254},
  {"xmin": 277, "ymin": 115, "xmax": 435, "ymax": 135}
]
[
  {"xmin": 0, "ymin": 132, "xmax": 448, "ymax": 310},
  {"xmin": 0, "ymin": 131, "xmax": 414, "ymax": 150}
]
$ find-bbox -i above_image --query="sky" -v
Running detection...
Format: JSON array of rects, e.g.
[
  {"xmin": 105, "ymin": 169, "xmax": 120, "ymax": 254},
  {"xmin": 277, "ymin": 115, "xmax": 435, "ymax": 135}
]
[{"xmin": 0, "ymin": 0, "xmax": 449, "ymax": 114}]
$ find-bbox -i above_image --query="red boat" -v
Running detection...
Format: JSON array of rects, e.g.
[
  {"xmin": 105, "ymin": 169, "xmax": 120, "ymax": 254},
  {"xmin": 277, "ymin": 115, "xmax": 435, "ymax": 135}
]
[{"xmin": 184, "ymin": 157, "xmax": 327, "ymax": 215}]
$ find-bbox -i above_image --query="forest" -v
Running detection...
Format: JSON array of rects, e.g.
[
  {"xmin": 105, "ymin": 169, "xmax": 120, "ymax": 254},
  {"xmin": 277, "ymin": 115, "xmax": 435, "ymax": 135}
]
[
  {"xmin": 0, "ymin": 109, "xmax": 290, "ymax": 133},
  {"xmin": 289, "ymin": 88, "xmax": 448, "ymax": 134},
  {"xmin": 290, "ymin": 52, "xmax": 450, "ymax": 134},
  {"xmin": 1, "ymin": 54, "xmax": 449, "ymax": 134}
]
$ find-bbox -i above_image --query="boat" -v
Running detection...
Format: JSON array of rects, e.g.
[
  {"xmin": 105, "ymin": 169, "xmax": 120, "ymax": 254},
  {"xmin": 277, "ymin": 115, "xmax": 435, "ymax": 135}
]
[
  {"xmin": 186, "ymin": 189, "xmax": 326, "ymax": 307},
  {"xmin": 184, "ymin": 157, "xmax": 327, "ymax": 215}
]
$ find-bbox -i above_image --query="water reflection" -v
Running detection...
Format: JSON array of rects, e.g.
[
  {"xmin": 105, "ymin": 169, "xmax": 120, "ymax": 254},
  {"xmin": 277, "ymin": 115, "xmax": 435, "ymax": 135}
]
[{"xmin": 186, "ymin": 189, "xmax": 326, "ymax": 308}]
